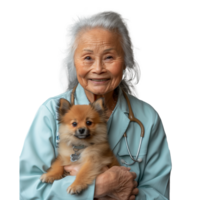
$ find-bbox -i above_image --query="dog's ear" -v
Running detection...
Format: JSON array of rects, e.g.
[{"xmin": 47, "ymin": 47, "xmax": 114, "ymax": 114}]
[
  {"xmin": 57, "ymin": 98, "xmax": 72, "ymax": 123},
  {"xmin": 90, "ymin": 98, "xmax": 106, "ymax": 116}
]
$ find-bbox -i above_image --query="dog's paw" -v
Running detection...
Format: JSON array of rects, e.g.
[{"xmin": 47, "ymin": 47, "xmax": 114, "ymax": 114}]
[
  {"xmin": 40, "ymin": 174, "xmax": 54, "ymax": 183},
  {"xmin": 67, "ymin": 183, "xmax": 88, "ymax": 194}
]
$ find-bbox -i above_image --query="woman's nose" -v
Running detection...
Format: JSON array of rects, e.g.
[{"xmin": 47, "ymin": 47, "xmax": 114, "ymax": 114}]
[{"xmin": 92, "ymin": 59, "xmax": 105, "ymax": 74}]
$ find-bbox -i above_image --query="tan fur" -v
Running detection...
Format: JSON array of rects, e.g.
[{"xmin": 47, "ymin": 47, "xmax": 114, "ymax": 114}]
[{"xmin": 40, "ymin": 98, "xmax": 119, "ymax": 194}]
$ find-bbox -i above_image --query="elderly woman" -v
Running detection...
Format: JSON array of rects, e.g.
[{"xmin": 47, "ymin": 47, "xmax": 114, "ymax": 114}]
[{"xmin": 20, "ymin": 12, "xmax": 171, "ymax": 200}]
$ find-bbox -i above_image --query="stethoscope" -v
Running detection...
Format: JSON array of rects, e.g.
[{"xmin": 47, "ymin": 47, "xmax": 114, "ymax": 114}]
[{"xmin": 70, "ymin": 85, "xmax": 145, "ymax": 166}]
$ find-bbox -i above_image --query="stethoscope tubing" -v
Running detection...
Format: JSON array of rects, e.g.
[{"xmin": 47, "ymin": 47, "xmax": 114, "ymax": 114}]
[
  {"xmin": 121, "ymin": 90, "xmax": 145, "ymax": 165},
  {"xmin": 121, "ymin": 136, "xmax": 143, "ymax": 165}
]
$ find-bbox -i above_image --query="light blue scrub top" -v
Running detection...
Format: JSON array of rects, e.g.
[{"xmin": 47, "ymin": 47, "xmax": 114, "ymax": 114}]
[{"xmin": 20, "ymin": 84, "xmax": 172, "ymax": 200}]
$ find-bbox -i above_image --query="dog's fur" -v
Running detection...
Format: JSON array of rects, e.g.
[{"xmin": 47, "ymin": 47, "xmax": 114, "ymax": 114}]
[{"xmin": 40, "ymin": 98, "xmax": 119, "ymax": 194}]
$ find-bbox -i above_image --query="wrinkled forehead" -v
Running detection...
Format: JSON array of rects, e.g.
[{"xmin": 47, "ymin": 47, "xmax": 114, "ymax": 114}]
[
  {"xmin": 74, "ymin": 27, "xmax": 123, "ymax": 54},
  {"xmin": 76, "ymin": 26, "xmax": 121, "ymax": 38}
]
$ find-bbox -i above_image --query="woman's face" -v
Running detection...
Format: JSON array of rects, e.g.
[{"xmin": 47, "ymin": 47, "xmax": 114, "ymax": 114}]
[{"xmin": 74, "ymin": 28, "xmax": 125, "ymax": 95}]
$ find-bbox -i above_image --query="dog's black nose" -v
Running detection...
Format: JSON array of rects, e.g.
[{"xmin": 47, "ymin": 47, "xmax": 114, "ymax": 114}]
[{"xmin": 78, "ymin": 128, "xmax": 85, "ymax": 134}]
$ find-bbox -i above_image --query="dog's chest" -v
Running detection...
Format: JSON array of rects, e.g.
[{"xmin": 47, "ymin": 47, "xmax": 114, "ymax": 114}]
[{"xmin": 58, "ymin": 142, "xmax": 85, "ymax": 164}]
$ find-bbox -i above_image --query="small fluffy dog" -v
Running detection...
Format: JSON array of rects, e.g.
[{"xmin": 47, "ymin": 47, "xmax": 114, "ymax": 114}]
[{"xmin": 40, "ymin": 98, "xmax": 119, "ymax": 194}]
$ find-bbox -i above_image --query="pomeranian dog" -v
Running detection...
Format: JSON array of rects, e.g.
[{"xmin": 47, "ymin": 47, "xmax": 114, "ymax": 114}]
[{"xmin": 40, "ymin": 97, "xmax": 119, "ymax": 194}]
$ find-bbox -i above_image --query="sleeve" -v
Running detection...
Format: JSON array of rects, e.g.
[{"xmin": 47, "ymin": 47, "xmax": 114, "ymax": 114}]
[
  {"xmin": 136, "ymin": 113, "xmax": 172, "ymax": 200},
  {"xmin": 20, "ymin": 104, "xmax": 96, "ymax": 200}
]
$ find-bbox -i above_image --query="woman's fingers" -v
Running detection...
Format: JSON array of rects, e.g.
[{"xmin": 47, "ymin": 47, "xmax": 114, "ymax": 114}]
[
  {"xmin": 133, "ymin": 180, "xmax": 138, "ymax": 187},
  {"xmin": 63, "ymin": 164, "xmax": 81, "ymax": 176},
  {"xmin": 64, "ymin": 165, "xmax": 73, "ymax": 171},
  {"xmin": 132, "ymin": 187, "xmax": 139, "ymax": 195},
  {"xmin": 119, "ymin": 166, "xmax": 131, "ymax": 171},
  {"xmin": 130, "ymin": 171, "xmax": 137, "ymax": 179}
]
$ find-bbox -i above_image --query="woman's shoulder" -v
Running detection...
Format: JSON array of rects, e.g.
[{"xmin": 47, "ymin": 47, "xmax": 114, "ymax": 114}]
[
  {"xmin": 42, "ymin": 89, "xmax": 72, "ymax": 105},
  {"xmin": 126, "ymin": 94, "xmax": 166, "ymax": 143},
  {"xmin": 39, "ymin": 89, "xmax": 73, "ymax": 117},
  {"xmin": 126, "ymin": 94, "xmax": 160, "ymax": 126}
]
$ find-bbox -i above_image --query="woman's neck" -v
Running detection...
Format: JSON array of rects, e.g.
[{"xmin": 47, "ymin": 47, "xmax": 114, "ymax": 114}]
[{"xmin": 84, "ymin": 89, "xmax": 118, "ymax": 118}]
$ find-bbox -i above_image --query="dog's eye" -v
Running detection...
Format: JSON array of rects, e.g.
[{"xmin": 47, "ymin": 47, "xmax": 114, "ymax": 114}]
[
  {"xmin": 86, "ymin": 121, "xmax": 92, "ymax": 126},
  {"xmin": 72, "ymin": 122, "xmax": 77, "ymax": 127}
]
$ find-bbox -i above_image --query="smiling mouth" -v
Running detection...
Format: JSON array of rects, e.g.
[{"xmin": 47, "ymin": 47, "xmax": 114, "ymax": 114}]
[{"xmin": 90, "ymin": 79, "xmax": 110, "ymax": 82}]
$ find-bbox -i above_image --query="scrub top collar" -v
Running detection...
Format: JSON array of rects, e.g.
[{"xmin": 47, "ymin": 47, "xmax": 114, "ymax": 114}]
[{"xmin": 74, "ymin": 83, "xmax": 129, "ymax": 114}]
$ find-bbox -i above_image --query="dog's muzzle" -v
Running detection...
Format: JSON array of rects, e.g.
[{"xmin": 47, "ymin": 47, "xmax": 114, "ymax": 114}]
[{"xmin": 75, "ymin": 128, "xmax": 90, "ymax": 139}]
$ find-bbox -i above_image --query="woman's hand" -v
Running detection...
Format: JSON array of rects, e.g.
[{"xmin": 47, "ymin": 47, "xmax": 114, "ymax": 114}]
[
  {"xmin": 64, "ymin": 164, "xmax": 109, "ymax": 176},
  {"xmin": 64, "ymin": 165, "xmax": 138, "ymax": 200},
  {"xmin": 64, "ymin": 164, "xmax": 81, "ymax": 176},
  {"xmin": 98, "ymin": 166, "xmax": 139, "ymax": 200}
]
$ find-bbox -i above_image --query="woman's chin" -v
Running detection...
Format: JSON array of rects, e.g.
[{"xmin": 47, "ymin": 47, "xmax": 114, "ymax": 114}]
[
  {"xmin": 87, "ymin": 85, "xmax": 111, "ymax": 96},
  {"xmin": 90, "ymin": 91, "xmax": 107, "ymax": 96}
]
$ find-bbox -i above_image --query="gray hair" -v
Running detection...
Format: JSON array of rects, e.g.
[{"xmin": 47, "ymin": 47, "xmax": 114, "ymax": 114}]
[{"xmin": 63, "ymin": 11, "xmax": 140, "ymax": 94}]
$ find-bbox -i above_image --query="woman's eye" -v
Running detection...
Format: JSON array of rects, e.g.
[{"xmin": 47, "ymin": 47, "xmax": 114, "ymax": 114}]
[
  {"xmin": 106, "ymin": 56, "xmax": 112, "ymax": 59},
  {"xmin": 72, "ymin": 122, "xmax": 77, "ymax": 127},
  {"xmin": 86, "ymin": 121, "xmax": 92, "ymax": 126},
  {"xmin": 84, "ymin": 56, "xmax": 113, "ymax": 61},
  {"xmin": 84, "ymin": 56, "xmax": 92, "ymax": 60}
]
